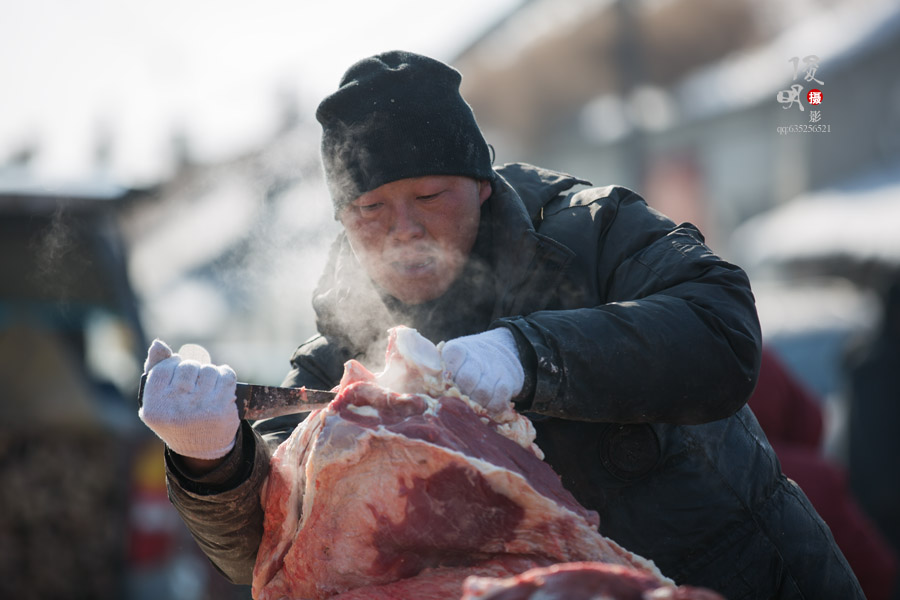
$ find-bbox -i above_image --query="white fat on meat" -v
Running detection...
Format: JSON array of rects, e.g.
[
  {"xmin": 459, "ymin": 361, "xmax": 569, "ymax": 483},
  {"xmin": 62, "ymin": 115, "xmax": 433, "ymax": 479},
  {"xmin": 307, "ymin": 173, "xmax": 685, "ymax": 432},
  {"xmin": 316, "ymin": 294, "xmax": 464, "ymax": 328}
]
[
  {"xmin": 375, "ymin": 326, "xmax": 444, "ymax": 394},
  {"xmin": 378, "ymin": 327, "xmax": 542, "ymax": 458}
]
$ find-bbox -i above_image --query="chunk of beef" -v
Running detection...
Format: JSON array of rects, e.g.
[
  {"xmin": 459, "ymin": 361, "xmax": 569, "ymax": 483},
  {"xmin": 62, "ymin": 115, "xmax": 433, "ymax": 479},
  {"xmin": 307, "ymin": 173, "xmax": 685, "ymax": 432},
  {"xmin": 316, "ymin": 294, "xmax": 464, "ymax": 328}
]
[
  {"xmin": 460, "ymin": 562, "xmax": 726, "ymax": 600},
  {"xmin": 251, "ymin": 328, "xmax": 667, "ymax": 600}
]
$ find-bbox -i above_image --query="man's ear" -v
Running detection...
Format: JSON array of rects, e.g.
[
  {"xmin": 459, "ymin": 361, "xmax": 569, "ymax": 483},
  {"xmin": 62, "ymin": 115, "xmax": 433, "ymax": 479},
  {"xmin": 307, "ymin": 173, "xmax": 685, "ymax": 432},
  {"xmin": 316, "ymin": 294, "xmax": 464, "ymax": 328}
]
[{"xmin": 478, "ymin": 179, "xmax": 492, "ymax": 205}]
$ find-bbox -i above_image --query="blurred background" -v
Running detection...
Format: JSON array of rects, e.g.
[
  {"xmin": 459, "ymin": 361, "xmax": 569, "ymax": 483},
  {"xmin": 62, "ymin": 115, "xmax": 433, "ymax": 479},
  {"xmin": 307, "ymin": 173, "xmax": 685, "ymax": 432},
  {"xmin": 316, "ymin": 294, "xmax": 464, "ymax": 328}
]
[{"xmin": 2, "ymin": 0, "xmax": 899, "ymax": 598}]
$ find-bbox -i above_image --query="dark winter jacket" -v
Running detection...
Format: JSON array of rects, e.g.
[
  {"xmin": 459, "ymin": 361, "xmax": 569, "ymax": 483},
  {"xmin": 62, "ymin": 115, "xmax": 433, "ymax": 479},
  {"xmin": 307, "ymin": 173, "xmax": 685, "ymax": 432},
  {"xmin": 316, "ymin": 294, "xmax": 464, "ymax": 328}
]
[{"xmin": 166, "ymin": 163, "xmax": 863, "ymax": 599}]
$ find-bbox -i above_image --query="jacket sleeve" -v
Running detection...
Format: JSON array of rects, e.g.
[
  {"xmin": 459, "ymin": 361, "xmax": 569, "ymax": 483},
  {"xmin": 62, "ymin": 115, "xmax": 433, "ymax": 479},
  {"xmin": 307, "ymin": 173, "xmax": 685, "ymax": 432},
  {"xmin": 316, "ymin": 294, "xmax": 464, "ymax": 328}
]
[
  {"xmin": 498, "ymin": 187, "xmax": 762, "ymax": 425},
  {"xmin": 164, "ymin": 333, "xmax": 346, "ymax": 585},
  {"xmin": 165, "ymin": 421, "xmax": 271, "ymax": 585}
]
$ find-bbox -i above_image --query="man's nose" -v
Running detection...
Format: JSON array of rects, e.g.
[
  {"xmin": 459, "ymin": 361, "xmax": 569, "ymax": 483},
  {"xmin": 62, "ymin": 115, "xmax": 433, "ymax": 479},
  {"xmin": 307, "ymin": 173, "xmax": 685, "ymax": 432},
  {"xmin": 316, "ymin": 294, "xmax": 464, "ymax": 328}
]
[{"xmin": 389, "ymin": 202, "xmax": 425, "ymax": 240}]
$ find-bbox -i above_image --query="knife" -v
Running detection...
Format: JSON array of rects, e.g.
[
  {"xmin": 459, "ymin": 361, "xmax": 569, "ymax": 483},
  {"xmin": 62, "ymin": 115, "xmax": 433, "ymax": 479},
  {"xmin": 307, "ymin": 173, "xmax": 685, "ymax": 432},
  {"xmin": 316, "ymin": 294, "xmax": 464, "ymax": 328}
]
[
  {"xmin": 233, "ymin": 382, "xmax": 336, "ymax": 419},
  {"xmin": 137, "ymin": 375, "xmax": 337, "ymax": 420},
  {"xmin": 136, "ymin": 344, "xmax": 336, "ymax": 420}
]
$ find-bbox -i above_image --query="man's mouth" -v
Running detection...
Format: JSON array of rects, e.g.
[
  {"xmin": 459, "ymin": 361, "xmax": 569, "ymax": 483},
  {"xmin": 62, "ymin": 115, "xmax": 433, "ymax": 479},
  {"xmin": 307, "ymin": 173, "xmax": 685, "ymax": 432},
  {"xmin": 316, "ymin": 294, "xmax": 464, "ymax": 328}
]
[{"xmin": 391, "ymin": 256, "xmax": 435, "ymax": 276}]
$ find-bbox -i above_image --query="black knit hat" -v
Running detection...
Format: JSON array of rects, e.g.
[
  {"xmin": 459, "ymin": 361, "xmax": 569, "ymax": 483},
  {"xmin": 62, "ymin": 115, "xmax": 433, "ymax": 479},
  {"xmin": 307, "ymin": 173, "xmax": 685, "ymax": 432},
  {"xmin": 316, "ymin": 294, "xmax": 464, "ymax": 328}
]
[{"xmin": 316, "ymin": 50, "xmax": 494, "ymax": 213}]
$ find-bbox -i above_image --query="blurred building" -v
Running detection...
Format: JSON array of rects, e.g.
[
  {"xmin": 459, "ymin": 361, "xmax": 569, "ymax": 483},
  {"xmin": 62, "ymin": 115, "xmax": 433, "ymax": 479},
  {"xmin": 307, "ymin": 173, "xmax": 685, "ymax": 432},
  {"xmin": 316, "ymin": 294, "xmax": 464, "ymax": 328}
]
[{"xmin": 454, "ymin": 0, "xmax": 900, "ymax": 252}]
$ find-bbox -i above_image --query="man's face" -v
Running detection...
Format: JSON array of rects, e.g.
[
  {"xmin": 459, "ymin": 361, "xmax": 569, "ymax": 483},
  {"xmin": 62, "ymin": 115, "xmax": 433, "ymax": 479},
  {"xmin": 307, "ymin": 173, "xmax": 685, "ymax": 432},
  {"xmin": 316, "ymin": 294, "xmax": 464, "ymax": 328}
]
[{"xmin": 339, "ymin": 175, "xmax": 492, "ymax": 305}]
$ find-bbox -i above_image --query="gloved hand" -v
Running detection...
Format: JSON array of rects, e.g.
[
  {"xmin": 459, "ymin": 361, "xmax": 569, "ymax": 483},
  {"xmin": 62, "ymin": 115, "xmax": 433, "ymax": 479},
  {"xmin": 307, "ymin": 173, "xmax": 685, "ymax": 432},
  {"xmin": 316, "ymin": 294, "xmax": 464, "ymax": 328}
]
[
  {"xmin": 441, "ymin": 328, "xmax": 525, "ymax": 415},
  {"xmin": 139, "ymin": 339, "xmax": 240, "ymax": 460}
]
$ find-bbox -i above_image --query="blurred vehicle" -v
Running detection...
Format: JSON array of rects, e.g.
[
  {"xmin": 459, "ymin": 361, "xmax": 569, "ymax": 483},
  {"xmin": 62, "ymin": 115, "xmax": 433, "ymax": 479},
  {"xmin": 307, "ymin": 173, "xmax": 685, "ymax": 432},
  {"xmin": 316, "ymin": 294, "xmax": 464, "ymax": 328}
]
[{"xmin": 0, "ymin": 176, "xmax": 244, "ymax": 599}]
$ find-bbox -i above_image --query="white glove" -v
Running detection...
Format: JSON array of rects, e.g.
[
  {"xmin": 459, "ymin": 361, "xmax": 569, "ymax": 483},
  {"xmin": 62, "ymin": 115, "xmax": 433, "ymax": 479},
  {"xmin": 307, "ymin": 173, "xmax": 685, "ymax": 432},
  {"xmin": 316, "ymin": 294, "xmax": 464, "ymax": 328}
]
[
  {"xmin": 441, "ymin": 328, "xmax": 525, "ymax": 415},
  {"xmin": 139, "ymin": 339, "xmax": 239, "ymax": 460}
]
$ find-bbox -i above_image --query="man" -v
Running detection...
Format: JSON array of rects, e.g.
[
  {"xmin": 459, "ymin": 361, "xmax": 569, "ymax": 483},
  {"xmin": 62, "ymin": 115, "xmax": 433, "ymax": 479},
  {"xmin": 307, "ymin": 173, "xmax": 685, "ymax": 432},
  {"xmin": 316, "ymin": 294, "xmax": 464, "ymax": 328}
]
[{"xmin": 140, "ymin": 50, "xmax": 864, "ymax": 599}]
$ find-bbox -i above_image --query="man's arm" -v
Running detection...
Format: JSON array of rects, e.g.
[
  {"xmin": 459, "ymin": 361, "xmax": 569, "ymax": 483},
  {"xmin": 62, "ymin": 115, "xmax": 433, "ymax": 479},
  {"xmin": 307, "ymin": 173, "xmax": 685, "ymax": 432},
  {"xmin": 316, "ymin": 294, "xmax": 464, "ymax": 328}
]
[
  {"xmin": 499, "ymin": 190, "xmax": 761, "ymax": 425},
  {"xmin": 137, "ymin": 339, "xmax": 262, "ymax": 583},
  {"xmin": 161, "ymin": 334, "xmax": 343, "ymax": 584},
  {"xmin": 165, "ymin": 421, "xmax": 270, "ymax": 584}
]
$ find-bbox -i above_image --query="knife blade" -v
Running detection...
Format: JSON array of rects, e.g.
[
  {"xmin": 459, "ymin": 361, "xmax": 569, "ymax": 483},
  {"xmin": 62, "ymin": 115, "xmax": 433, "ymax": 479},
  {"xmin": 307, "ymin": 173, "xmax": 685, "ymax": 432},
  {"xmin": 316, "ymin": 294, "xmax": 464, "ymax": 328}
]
[
  {"xmin": 138, "ymin": 375, "xmax": 337, "ymax": 420},
  {"xmin": 233, "ymin": 382, "xmax": 336, "ymax": 419}
]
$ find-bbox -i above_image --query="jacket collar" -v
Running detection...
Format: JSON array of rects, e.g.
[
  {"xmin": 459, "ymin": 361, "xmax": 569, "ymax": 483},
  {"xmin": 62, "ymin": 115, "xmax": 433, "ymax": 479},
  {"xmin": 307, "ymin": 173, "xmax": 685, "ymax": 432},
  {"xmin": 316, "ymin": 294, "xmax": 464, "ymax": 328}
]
[{"xmin": 489, "ymin": 164, "xmax": 583, "ymax": 318}]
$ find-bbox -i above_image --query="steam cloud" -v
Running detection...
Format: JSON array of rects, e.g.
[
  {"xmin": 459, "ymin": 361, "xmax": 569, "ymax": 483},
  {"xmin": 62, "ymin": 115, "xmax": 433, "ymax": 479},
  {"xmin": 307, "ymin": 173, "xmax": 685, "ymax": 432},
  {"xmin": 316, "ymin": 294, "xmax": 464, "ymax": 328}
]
[{"xmin": 31, "ymin": 203, "xmax": 92, "ymax": 314}]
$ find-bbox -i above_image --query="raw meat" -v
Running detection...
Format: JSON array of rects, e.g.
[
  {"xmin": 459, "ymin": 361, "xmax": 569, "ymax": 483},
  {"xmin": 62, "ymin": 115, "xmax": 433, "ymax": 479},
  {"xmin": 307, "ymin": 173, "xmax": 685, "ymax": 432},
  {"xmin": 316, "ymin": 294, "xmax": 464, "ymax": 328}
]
[
  {"xmin": 461, "ymin": 562, "xmax": 726, "ymax": 600},
  {"xmin": 330, "ymin": 557, "xmax": 545, "ymax": 600},
  {"xmin": 370, "ymin": 326, "xmax": 543, "ymax": 458},
  {"xmin": 252, "ymin": 327, "xmax": 668, "ymax": 600}
]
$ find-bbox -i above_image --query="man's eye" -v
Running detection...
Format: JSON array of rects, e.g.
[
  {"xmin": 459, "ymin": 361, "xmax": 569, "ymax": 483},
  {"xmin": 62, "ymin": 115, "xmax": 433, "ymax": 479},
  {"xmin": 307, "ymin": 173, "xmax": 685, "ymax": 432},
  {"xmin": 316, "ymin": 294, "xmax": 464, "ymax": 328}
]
[
  {"xmin": 417, "ymin": 192, "xmax": 442, "ymax": 202},
  {"xmin": 357, "ymin": 202, "xmax": 383, "ymax": 213}
]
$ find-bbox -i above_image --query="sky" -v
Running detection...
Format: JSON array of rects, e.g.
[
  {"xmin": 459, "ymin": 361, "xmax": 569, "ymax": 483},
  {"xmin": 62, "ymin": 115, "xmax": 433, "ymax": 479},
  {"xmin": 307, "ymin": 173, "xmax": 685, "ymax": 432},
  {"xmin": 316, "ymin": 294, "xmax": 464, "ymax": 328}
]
[{"xmin": 0, "ymin": 0, "xmax": 521, "ymax": 187}]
